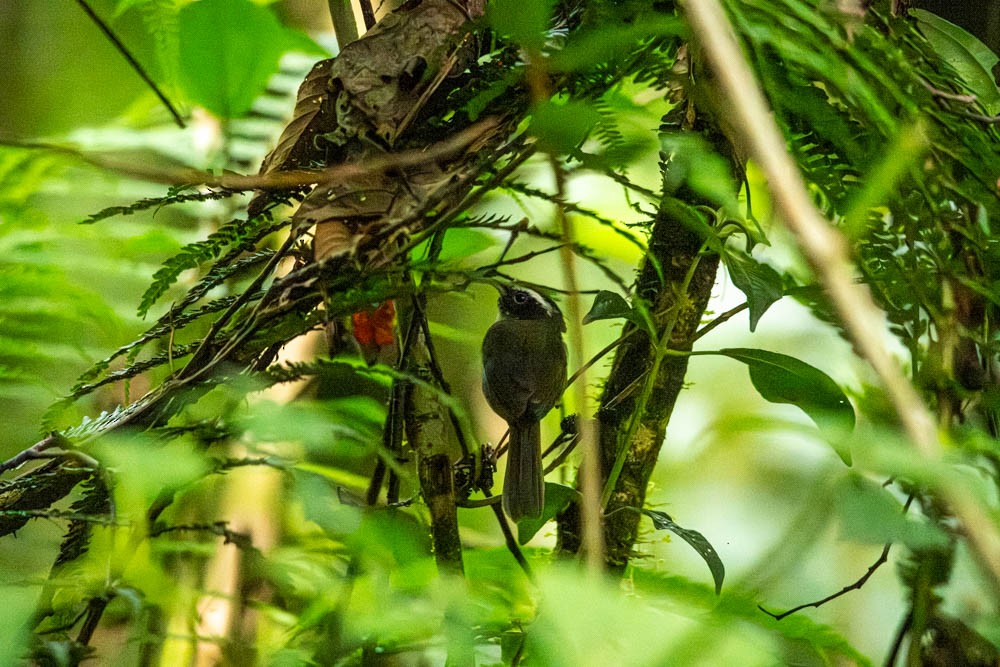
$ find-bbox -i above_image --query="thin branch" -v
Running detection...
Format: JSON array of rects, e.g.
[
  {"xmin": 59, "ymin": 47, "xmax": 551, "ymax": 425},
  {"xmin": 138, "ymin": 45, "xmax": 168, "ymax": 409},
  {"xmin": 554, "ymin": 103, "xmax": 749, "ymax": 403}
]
[
  {"xmin": 489, "ymin": 494, "xmax": 534, "ymax": 580},
  {"xmin": 75, "ymin": 0, "xmax": 185, "ymax": 128},
  {"xmin": 544, "ymin": 433, "xmax": 580, "ymax": 474},
  {"xmin": 359, "ymin": 0, "xmax": 377, "ymax": 30},
  {"xmin": 693, "ymin": 303, "xmax": 749, "ymax": 342},
  {"xmin": 567, "ymin": 328, "xmax": 636, "ymax": 388},
  {"xmin": 149, "ymin": 521, "xmax": 254, "ymax": 550},
  {"xmin": 683, "ymin": 0, "xmax": 1000, "ymax": 595},
  {"xmin": 0, "ymin": 432, "xmax": 71, "ymax": 476},
  {"xmin": 759, "ymin": 542, "xmax": 892, "ymax": 620},
  {"xmin": 759, "ymin": 494, "xmax": 913, "ymax": 620},
  {"xmin": 4, "ymin": 117, "xmax": 501, "ymax": 191},
  {"xmin": 920, "ymin": 79, "xmax": 977, "ymax": 104},
  {"xmin": 961, "ymin": 112, "xmax": 1000, "ymax": 124}
]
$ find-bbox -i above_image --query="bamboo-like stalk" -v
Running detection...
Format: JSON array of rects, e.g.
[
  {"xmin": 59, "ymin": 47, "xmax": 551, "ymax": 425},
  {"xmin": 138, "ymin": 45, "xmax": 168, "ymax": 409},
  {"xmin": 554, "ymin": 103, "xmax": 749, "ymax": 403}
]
[{"xmin": 682, "ymin": 0, "xmax": 1000, "ymax": 597}]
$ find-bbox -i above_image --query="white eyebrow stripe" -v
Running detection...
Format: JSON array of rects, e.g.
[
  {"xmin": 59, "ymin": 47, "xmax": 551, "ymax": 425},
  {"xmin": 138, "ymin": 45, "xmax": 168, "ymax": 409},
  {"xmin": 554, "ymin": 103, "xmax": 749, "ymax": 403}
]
[{"xmin": 524, "ymin": 288, "xmax": 556, "ymax": 316}]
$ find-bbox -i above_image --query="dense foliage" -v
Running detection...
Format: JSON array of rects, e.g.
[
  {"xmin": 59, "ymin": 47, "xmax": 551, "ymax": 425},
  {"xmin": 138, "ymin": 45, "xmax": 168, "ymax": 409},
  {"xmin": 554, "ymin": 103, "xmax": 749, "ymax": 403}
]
[{"xmin": 1, "ymin": 0, "xmax": 999, "ymax": 664}]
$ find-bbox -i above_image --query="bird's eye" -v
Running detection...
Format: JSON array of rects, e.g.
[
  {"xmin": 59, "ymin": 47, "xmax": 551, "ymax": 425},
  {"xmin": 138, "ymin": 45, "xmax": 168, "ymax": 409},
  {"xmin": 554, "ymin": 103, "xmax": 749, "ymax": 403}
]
[{"xmin": 513, "ymin": 291, "xmax": 527, "ymax": 303}]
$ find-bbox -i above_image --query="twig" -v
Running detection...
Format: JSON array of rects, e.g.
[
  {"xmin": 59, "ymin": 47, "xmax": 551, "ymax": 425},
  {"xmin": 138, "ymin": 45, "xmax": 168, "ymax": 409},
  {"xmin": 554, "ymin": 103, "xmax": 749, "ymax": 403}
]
[
  {"xmin": 920, "ymin": 79, "xmax": 977, "ymax": 104},
  {"xmin": 75, "ymin": 0, "xmax": 185, "ymax": 128},
  {"xmin": 759, "ymin": 494, "xmax": 913, "ymax": 620},
  {"xmin": 0, "ymin": 432, "xmax": 71, "ymax": 476},
  {"xmin": 567, "ymin": 329, "xmax": 635, "ymax": 388},
  {"xmin": 961, "ymin": 112, "xmax": 1000, "ymax": 124},
  {"xmin": 885, "ymin": 609, "xmax": 912, "ymax": 667},
  {"xmin": 490, "ymin": 493, "xmax": 534, "ymax": 580},
  {"xmin": 149, "ymin": 521, "xmax": 254, "ymax": 550},
  {"xmin": 3, "ymin": 117, "xmax": 500, "ymax": 191},
  {"xmin": 544, "ymin": 434, "xmax": 580, "ymax": 474},
  {"xmin": 359, "ymin": 0, "xmax": 377, "ymax": 30},
  {"xmin": 693, "ymin": 303, "xmax": 748, "ymax": 342},
  {"xmin": 759, "ymin": 542, "xmax": 892, "ymax": 620},
  {"xmin": 683, "ymin": 0, "xmax": 1000, "ymax": 596}
]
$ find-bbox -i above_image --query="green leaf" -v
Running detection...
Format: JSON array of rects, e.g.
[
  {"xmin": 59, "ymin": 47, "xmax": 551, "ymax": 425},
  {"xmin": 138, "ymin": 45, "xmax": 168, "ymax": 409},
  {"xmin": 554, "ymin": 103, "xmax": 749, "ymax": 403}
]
[
  {"xmin": 722, "ymin": 251, "xmax": 784, "ymax": 331},
  {"xmin": 529, "ymin": 100, "xmax": 603, "ymax": 155},
  {"xmin": 411, "ymin": 228, "xmax": 495, "ymax": 265},
  {"xmin": 517, "ymin": 482, "xmax": 577, "ymax": 544},
  {"xmin": 487, "ymin": 0, "xmax": 555, "ymax": 51},
  {"xmin": 660, "ymin": 133, "xmax": 739, "ymax": 211},
  {"xmin": 582, "ymin": 290, "xmax": 632, "ymax": 324},
  {"xmin": 659, "ymin": 198, "xmax": 723, "ymax": 253},
  {"xmin": 717, "ymin": 348, "xmax": 855, "ymax": 460},
  {"xmin": 240, "ymin": 397, "xmax": 385, "ymax": 456},
  {"xmin": 549, "ymin": 18, "xmax": 684, "ymax": 71},
  {"xmin": 177, "ymin": 0, "xmax": 312, "ymax": 118},
  {"xmin": 834, "ymin": 474, "xmax": 948, "ymax": 550},
  {"xmin": 94, "ymin": 434, "xmax": 209, "ymax": 510},
  {"xmin": 641, "ymin": 509, "xmax": 725, "ymax": 595},
  {"xmin": 912, "ymin": 9, "xmax": 1000, "ymax": 115}
]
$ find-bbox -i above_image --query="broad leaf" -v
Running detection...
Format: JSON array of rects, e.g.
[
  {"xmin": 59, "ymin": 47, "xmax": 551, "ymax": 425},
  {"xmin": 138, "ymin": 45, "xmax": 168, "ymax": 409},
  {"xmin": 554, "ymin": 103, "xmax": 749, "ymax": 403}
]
[
  {"xmin": 722, "ymin": 251, "xmax": 784, "ymax": 331},
  {"xmin": 641, "ymin": 509, "xmax": 725, "ymax": 595},
  {"xmin": 583, "ymin": 290, "xmax": 633, "ymax": 324},
  {"xmin": 835, "ymin": 474, "xmax": 948, "ymax": 550},
  {"xmin": 517, "ymin": 482, "xmax": 578, "ymax": 544},
  {"xmin": 487, "ymin": 0, "xmax": 555, "ymax": 51},
  {"xmin": 529, "ymin": 100, "xmax": 603, "ymax": 155},
  {"xmin": 549, "ymin": 18, "xmax": 684, "ymax": 71},
  {"xmin": 178, "ymin": 0, "xmax": 321, "ymax": 118},
  {"xmin": 660, "ymin": 133, "xmax": 739, "ymax": 211},
  {"xmin": 912, "ymin": 9, "xmax": 1000, "ymax": 115},
  {"xmin": 717, "ymin": 348, "xmax": 855, "ymax": 461}
]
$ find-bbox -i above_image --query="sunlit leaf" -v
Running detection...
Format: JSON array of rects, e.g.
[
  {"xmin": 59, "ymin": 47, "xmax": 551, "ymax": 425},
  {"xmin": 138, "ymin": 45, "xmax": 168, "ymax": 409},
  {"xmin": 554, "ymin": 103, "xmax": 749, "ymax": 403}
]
[
  {"xmin": 241, "ymin": 397, "xmax": 385, "ymax": 456},
  {"xmin": 94, "ymin": 434, "xmax": 209, "ymax": 510},
  {"xmin": 177, "ymin": 0, "xmax": 320, "ymax": 118},
  {"xmin": 661, "ymin": 133, "xmax": 739, "ymax": 211},
  {"xmin": 487, "ymin": 0, "xmax": 555, "ymax": 51},
  {"xmin": 411, "ymin": 228, "xmax": 496, "ymax": 265},
  {"xmin": 549, "ymin": 18, "xmax": 684, "ymax": 71},
  {"xmin": 631, "ymin": 570, "xmax": 872, "ymax": 665},
  {"xmin": 530, "ymin": 100, "xmax": 603, "ymax": 155}
]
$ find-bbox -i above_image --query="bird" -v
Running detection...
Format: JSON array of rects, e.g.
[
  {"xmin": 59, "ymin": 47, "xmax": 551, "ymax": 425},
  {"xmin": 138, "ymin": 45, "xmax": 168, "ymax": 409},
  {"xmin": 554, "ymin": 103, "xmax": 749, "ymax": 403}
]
[{"xmin": 482, "ymin": 285, "xmax": 567, "ymax": 521}]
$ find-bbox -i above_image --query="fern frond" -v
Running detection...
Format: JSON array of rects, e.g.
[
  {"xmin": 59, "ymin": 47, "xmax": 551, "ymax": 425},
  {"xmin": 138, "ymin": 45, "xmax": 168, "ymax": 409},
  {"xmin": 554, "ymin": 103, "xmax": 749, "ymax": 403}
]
[{"xmin": 137, "ymin": 216, "xmax": 287, "ymax": 317}]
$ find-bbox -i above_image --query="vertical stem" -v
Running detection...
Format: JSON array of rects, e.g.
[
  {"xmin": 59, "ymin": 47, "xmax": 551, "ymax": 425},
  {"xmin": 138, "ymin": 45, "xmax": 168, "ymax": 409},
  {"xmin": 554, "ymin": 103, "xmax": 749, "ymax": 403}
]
[
  {"xmin": 523, "ymin": 41, "xmax": 605, "ymax": 573},
  {"xmin": 550, "ymin": 156, "xmax": 605, "ymax": 575},
  {"xmin": 358, "ymin": 0, "xmax": 377, "ymax": 30},
  {"xmin": 419, "ymin": 454, "xmax": 465, "ymax": 574},
  {"xmin": 327, "ymin": 0, "xmax": 359, "ymax": 48}
]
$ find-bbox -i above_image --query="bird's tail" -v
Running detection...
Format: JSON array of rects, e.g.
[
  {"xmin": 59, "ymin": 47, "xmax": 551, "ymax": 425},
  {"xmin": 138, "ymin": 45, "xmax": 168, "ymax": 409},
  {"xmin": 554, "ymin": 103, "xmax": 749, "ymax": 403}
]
[{"xmin": 503, "ymin": 420, "xmax": 544, "ymax": 521}]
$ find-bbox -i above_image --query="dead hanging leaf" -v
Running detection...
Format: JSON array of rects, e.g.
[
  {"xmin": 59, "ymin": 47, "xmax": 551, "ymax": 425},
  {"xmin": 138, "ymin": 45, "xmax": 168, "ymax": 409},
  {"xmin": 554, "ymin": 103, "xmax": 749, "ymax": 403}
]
[
  {"xmin": 247, "ymin": 58, "xmax": 337, "ymax": 218},
  {"xmin": 259, "ymin": 58, "xmax": 336, "ymax": 175}
]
